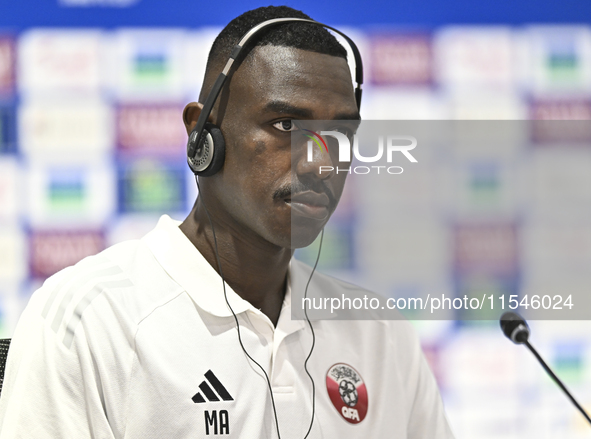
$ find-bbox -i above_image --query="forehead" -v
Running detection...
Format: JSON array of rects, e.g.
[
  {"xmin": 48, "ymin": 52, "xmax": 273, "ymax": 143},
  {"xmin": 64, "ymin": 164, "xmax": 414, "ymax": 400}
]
[{"xmin": 228, "ymin": 46, "xmax": 359, "ymax": 119}]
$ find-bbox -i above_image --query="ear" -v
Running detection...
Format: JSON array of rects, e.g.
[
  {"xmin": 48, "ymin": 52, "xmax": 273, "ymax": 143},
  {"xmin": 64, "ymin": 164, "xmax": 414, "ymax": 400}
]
[{"xmin": 182, "ymin": 102, "xmax": 205, "ymax": 135}]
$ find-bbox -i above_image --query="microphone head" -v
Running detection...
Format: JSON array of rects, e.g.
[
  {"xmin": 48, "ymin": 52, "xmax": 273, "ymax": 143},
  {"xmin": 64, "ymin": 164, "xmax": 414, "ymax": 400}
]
[{"xmin": 500, "ymin": 311, "xmax": 530, "ymax": 344}]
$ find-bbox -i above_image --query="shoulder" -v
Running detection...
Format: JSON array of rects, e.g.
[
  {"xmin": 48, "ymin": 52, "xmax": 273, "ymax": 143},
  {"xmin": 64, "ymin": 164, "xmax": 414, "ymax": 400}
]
[{"xmin": 21, "ymin": 237, "xmax": 186, "ymax": 350}]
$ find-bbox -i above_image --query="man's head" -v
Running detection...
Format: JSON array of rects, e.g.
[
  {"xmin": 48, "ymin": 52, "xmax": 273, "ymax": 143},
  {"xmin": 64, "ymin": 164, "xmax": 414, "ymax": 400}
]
[{"xmin": 183, "ymin": 6, "xmax": 360, "ymax": 250}]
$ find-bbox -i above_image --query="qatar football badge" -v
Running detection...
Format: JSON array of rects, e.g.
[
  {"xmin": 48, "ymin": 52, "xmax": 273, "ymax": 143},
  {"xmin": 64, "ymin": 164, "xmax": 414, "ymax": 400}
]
[{"xmin": 326, "ymin": 363, "xmax": 368, "ymax": 424}]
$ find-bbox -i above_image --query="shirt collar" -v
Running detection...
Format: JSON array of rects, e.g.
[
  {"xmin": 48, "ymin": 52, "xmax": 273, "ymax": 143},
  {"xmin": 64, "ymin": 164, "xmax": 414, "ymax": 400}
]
[
  {"xmin": 143, "ymin": 215, "xmax": 316, "ymax": 339},
  {"xmin": 275, "ymin": 267, "xmax": 306, "ymax": 334},
  {"xmin": 142, "ymin": 215, "xmax": 307, "ymax": 336},
  {"xmin": 143, "ymin": 215, "xmax": 253, "ymax": 317}
]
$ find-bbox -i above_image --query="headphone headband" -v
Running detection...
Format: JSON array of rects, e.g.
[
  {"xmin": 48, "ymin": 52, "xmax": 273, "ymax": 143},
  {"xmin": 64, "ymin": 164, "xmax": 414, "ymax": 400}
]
[{"xmin": 187, "ymin": 17, "xmax": 364, "ymax": 175}]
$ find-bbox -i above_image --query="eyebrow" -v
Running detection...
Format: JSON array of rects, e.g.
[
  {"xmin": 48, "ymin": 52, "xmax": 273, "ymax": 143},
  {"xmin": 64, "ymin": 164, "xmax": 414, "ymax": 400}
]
[{"xmin": 262, "ymin": 100, "xmax": 361, "ymax": 121}]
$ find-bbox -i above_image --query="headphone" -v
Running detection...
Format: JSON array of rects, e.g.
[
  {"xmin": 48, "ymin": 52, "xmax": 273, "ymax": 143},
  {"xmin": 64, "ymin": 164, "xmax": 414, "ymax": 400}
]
[{"xmin": 186, "ymin": 17, "xmax": 364, "ymax": 176}]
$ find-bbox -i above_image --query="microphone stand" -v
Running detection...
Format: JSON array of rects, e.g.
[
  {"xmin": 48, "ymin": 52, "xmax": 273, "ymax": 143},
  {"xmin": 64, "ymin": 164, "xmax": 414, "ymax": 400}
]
[{"xmin": 524, "ymin": 340, "xmax": 591, "ymax": 425}]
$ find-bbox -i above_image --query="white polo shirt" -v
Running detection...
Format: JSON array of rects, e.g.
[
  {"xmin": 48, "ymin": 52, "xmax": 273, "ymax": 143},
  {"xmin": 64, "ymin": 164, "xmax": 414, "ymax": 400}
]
[{"xmin": 0, "ymin": 215, "xmax": 454, "ymax": 438}]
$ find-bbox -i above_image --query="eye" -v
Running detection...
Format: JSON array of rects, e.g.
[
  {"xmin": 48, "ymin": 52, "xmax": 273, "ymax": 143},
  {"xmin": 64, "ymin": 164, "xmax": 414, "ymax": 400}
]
[{"xmin": 272, "ymin": 120, "xmax": 299, "ymax": 132}]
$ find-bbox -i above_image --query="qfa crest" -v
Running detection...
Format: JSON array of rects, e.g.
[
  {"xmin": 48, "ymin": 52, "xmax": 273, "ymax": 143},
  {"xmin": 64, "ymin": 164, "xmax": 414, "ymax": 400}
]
[{"xmin": 326, "ymin": 363, "xmax": 368, "ymax": 424}]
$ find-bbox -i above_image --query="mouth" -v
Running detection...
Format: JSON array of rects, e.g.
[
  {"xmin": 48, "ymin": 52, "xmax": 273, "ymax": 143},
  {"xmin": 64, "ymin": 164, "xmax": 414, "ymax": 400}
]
[{"xmin": 285, "ymin": 191, "xmax": 330, "ymax": 221}]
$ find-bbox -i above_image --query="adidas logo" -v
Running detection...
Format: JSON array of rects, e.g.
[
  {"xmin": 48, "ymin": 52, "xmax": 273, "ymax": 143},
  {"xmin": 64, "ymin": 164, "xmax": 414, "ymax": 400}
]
[{"xmin": 192, "ymin": 370, "xmax": 234, "ymax": 403}]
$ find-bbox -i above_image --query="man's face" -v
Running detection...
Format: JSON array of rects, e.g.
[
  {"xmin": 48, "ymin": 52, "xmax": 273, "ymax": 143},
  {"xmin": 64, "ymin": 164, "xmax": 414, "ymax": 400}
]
[{"xmin": 203, "ymin": 45, "xmax": 359, "ymax": 249}]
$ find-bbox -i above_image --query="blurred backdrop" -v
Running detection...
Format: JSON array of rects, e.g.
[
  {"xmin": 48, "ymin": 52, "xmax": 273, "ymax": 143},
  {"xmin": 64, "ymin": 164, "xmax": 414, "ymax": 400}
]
[{"xmin": 1, "ymin": 0, "xmax": 591, "ymax": 437}]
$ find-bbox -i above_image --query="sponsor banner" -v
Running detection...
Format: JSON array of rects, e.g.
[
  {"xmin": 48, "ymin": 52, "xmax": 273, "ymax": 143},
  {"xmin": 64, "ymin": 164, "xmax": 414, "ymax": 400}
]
[
  {"xmin": 524, "ymin": 26, "xmax": 591, "ymax": 95},
  {"xmin": 368, "ymin": 34, "xmax": 432, "ymax": 85},
  {"xmin": 118, "ymin": 159, "xmax": 187, "ymax": 213},
  {"xmin": 0, "ymin": 158, "xmax": 21, "ymax": 221},
  {"xmin": 110, "ymin": 29, "xmax": 187, "ymax": 100},
  {"xmin": 18, "ymin": 29, "xmax": 103, "ymax": 92},
  {"xmin": 0, "ymin": 36, "xmax": 15, "ymax": 95},
  {"xmin": 27, "ymin": 162, "xmax": 115, "ymax": 227},
  {"xmin": 0, "ymin": 105, "xmax": 17, "ymax": 154},
  {"xmin": 530, "ymin": 100, "xmax": 591, "ymax": 120},
  {"xmin": 116, "ymin": 104, "xmax": 186, "ymax": 156},
  {"xmin": 19, "ymin": 98, "xmax": 113, "ymax": 161},
  {"xmin": 29, "ymin": 230, "xmax": 105, "ymax": 279},
  {"xmin": 530, "ymin": 102, "xmax": 591, "ymax": 143},
  {"xmin": 434, "ymin": 27, "xmax": 516, "ymax": 89}
]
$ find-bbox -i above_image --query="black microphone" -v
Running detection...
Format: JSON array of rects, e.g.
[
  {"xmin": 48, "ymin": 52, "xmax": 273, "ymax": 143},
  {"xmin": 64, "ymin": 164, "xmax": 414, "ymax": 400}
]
[
  {"xmin": 500, "ymin": 311, "xmax": 530, "ymax": 344},
  {"xmin": 500, "ymin": 312, "xmax": 591, "ymax": 426}
]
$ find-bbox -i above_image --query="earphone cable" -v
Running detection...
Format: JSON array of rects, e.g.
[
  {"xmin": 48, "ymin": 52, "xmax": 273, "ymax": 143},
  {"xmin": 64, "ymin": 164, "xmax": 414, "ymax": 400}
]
[{"xmin": 302, "ymin": 228, "xmax": 323, "ymax": 438}]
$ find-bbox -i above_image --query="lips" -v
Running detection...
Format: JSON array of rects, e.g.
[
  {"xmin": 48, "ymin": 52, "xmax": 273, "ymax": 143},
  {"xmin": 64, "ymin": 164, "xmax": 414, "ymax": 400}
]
[{"xmin": 286, "ymin": 191, "xmax": 330, "ymax": 220}]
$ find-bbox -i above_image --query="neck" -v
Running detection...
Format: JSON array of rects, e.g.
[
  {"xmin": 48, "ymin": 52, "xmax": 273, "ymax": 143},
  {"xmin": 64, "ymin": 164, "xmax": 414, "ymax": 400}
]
[{"xmin": 180, "ymin": 198, "xmax": 292, "ymax": 327}]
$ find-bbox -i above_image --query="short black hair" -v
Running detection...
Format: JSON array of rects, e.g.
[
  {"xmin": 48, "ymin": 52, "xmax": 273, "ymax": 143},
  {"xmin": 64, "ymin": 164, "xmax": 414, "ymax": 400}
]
[{"xmin": 200, "ymin": 6, "xmax": 348, "ymax": 100}]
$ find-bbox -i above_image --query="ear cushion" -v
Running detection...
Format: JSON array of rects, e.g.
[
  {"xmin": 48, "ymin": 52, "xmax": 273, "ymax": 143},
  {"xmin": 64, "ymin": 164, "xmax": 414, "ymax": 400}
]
[{"xmin": 187, "ymin": 122, "xmax": 226, "ymax": 176}]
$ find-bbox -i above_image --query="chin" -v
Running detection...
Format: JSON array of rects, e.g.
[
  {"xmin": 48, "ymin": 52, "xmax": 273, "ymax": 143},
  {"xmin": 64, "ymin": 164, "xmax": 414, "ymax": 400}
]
[{"xmin": 288, "ymin": 219, "xmax": 326, "ymax": 249}]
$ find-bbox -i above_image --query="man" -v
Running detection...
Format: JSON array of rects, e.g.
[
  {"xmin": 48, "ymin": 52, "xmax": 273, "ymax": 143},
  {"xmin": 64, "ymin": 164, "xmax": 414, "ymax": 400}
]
[{"xmin": 0, "ymin": 6, "xmax": 454, "ymax": 438}]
